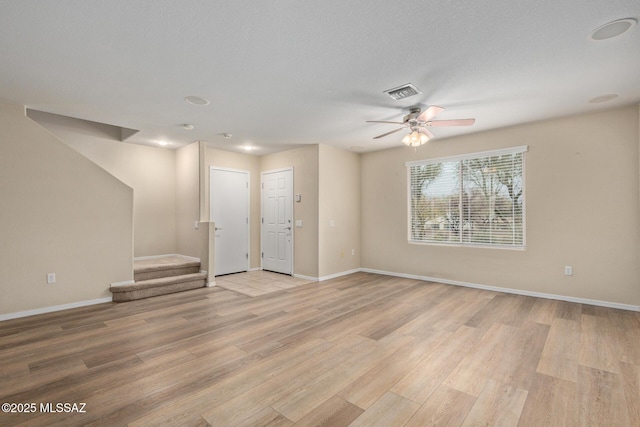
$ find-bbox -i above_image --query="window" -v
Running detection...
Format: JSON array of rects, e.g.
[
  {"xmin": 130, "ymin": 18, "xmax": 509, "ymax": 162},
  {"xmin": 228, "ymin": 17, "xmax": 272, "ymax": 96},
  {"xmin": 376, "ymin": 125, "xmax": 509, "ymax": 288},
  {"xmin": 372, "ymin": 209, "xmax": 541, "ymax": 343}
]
[{"xmin": 406, "ymin": 146, "xmax": 527, "ymax": 248}]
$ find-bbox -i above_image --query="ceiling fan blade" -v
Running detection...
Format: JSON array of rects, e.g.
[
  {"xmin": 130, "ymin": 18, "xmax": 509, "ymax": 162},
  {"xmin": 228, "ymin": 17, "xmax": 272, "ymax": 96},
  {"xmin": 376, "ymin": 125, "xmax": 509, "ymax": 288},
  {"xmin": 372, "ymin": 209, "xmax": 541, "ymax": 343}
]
[
  {"xmin": 417, "ymin": 127, "xmax": 434, "ymax": 140},
  {"xmin": 366, "ymin": 120, "xmax": 406, "ymax": 125},
  {"xmin": 417, "ymin": 105, "xmax": 444, "ymax": 122},
  {"xmin": 373, "ymin": 127, "xmax": 405, "ymax": 139},
  {"xmin": 426, "ymin": 118, "xmax": 476, "ymax": 127}
]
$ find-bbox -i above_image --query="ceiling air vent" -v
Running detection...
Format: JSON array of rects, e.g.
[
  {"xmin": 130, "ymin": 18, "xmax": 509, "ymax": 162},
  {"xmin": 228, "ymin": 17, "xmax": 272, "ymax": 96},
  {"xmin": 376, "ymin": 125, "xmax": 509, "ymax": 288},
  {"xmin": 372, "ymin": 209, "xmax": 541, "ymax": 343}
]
[{"xmin": 384, "ymin": 83, "xmax": 422, "ymax": 101}]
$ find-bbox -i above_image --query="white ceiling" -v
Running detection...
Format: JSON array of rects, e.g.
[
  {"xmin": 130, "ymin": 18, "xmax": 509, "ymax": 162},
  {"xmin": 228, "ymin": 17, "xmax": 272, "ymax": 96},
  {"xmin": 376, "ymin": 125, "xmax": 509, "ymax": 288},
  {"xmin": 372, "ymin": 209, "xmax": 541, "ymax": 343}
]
[{"xmin": 1, "ymin": 1, "xmax": 639, "ymax": 154}]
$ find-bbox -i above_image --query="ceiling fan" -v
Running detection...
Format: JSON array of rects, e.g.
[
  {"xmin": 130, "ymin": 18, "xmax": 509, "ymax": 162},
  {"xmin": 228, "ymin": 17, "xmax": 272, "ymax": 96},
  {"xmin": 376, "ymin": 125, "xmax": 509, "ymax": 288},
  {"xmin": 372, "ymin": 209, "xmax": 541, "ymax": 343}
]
[{"xmin": 367, "ymin": 106, "xmax": 475, "ymax": 146}]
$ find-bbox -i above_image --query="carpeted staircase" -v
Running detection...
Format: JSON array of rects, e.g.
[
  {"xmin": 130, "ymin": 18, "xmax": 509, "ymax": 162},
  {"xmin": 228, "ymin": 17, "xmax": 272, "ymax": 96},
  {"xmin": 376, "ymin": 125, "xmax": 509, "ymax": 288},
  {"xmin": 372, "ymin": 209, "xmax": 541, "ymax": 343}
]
[{"xmin": 110, "ymin": 255, "xmax": 208, "ymax": 302}]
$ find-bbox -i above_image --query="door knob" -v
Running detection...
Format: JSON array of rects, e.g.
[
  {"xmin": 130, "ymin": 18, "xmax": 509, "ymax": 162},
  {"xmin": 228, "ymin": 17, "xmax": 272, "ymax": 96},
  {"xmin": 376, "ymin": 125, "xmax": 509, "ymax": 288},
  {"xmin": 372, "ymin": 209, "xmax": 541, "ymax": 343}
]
[
  {"xmin": 284, "ymin": 227, "xmax": 291, "ymax": 230},
  {"xmin": 215, "ymin": 227, "xmax": 223, "ymax": 231}
]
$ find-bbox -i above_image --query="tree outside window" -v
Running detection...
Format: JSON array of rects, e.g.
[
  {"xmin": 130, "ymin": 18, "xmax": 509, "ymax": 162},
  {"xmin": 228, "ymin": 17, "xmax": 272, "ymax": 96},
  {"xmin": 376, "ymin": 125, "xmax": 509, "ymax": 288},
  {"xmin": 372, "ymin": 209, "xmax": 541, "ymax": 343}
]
[{"xmin": 407, "ymin": 147, "xmax": 526, "ymax": 248}]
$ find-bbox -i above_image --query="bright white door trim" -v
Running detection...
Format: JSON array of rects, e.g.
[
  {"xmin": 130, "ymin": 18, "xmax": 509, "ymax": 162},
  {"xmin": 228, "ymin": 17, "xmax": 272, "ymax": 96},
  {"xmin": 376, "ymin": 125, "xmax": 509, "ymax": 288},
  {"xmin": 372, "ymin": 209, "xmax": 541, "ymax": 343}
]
[
  {"xmin": 209, "ymin": 166, "xmax": 251, "ymax": 276},
  {"xmin": 261, "ymin": 167, "xmax": 294, "ymax": 275}
]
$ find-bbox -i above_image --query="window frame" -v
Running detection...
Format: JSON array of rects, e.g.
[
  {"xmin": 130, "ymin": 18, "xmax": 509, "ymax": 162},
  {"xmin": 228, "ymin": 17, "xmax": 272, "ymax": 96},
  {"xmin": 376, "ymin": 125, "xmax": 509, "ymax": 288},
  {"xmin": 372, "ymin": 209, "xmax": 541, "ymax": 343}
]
[{"xmin": 405, "ymin": 146, "xmax": 528, "ymax": 250}]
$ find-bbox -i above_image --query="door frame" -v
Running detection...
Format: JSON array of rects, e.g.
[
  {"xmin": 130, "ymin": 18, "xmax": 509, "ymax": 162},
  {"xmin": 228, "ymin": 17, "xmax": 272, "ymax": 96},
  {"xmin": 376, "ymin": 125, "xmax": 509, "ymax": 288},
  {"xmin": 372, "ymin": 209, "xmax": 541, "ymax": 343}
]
[
  {"xmin": 210, "ymin": 166, "xmax": 250, "ymax": 275},
  {"xmin": 260, "ymin": 167, "xmax": 294, "ymax": 275}
]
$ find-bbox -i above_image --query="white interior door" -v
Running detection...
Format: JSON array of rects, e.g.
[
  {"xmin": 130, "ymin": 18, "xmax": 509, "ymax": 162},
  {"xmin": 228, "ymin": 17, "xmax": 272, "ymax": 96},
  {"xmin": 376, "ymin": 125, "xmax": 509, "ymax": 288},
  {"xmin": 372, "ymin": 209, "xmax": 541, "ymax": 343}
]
[
  {"xmin": 261, "ymin": 168, "xmax": 293, "ymax": 275},
  {"xmin": 210, "ymin": 167, "xmax": 249, "ymax": 276}
]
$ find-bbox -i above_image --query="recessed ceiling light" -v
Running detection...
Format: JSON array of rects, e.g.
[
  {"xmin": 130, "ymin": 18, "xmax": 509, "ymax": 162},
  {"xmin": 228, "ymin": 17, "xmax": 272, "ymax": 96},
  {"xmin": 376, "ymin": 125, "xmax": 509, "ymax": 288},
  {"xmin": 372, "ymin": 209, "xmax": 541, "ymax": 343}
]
[
  {"xmin": 589, "ymin": 93, "xmax": 618, "ymax": 103},
  {"xmin": 181, "ymin": 124, "xmax": 194, "ymax": 131},
  {"xmin": 184, "ymin": 96, "xmax": 210, "ymax": 106},
  {"xmin": 590, "ymin": 18, "xmax": 636, "ymax": 41}
]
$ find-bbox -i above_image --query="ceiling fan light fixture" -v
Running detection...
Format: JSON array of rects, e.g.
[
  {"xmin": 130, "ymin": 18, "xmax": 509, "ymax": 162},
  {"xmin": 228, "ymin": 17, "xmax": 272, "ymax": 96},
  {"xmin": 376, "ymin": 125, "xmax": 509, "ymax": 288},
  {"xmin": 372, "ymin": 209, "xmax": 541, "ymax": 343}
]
[{"xmin": 402, "ymin": 129, "xmax": 429, "ymax": 147}]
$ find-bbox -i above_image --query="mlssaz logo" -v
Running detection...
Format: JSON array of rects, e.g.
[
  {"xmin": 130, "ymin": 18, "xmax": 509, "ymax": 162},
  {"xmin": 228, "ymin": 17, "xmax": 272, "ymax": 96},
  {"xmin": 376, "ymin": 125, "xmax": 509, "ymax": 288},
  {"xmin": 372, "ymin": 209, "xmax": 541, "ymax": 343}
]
[{"xmin": 40, "ymin": 402, "xmax": 87, "ymax": 413}]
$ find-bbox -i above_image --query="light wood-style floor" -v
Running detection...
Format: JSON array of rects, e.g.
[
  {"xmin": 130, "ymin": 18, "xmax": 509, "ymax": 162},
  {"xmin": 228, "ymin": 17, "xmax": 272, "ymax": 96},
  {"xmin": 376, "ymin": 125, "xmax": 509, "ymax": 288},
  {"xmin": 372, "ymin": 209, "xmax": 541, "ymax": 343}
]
[{"xmin": 1, "ymin": 272, "xmax": 639, "ymax": 426}]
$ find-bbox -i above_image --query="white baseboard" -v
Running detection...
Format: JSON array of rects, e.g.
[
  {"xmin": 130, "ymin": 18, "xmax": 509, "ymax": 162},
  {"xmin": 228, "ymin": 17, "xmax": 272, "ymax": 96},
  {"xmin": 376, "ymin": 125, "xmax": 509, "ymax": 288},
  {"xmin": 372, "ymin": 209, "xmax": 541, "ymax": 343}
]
[
  {"xmin": 0, "ymin": 297, "xmax": 113, "ymax": 322},
  {"xmin": 293, "ymin": 268, "xmax": 362, "ymax": 282},
  {"xmin": 360, "ymin": 268, "xmax": 640, "ymax": 312},
  {"xmin": 206, "ymin": 281, "xmax": 216, "ymax": 287},
  {"xmin": 293, "ymin": 274, "xmax": 318, "ymax": 282},
  {"xmin": 318, "ymin": 268, "xmax": 362, "ymax": 282}
]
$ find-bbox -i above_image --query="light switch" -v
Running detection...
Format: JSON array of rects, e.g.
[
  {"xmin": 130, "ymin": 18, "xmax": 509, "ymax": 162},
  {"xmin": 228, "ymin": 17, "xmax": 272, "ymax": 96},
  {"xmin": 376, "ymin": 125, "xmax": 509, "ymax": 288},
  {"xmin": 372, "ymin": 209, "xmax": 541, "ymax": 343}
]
[{"xmin": 295, "ymin": 220, "xmax": 303, "ymax": 228}]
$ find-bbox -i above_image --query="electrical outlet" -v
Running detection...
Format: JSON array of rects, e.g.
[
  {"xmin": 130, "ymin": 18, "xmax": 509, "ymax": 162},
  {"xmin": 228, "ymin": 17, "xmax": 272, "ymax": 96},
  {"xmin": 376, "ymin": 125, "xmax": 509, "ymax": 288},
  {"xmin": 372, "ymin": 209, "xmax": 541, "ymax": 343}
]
[
  {"xmin": 47, "ymin": 273, "xmax": 56, "ymax": 284},
  {"xmin": 564, "ymin": 266, "xmax": 573, "ymax": 276}
]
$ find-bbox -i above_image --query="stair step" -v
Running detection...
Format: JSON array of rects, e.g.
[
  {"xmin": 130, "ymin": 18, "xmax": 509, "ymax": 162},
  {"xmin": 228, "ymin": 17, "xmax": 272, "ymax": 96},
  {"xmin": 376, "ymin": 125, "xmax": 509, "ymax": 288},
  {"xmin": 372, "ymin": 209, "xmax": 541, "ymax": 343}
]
[
  {"xmin": 111, "ymin": 272, "xmax": 207, "ymax": 302},
  {"xmin": 134, "ymin": 255, "xmax": 201, "ymax": 281}
]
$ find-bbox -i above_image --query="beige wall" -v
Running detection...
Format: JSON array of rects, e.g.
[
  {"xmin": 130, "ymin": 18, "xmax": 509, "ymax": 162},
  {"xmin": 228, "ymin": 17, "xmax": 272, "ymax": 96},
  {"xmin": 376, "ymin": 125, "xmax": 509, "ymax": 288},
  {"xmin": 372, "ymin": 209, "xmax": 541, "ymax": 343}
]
[
  {"xmin": 7, "ymin": 98, "xmax": 636, "ymax": 316},
  {"xmin": 27, "ymin": 111, "xmax": 176, "ymax": 257},
  {"xmin": 361, "ymin": 105, "xmax": 640, "ymax": 306},
  {"xmin": 0, "ymin": 101, "xmax": 133, "ymax": 316},
  {"xmin": 318, "ymin": 144, "xmax": 361, "ymax": 277},
  {"xmin": 204, "ymin": 147, "xmax": 262, "ymax": 269},
  {"xmin": 261, "ymin": 145, "xmax": 319, "ymax": 278},
  {"xmin": 176, "ymin": 142, "xmax": 204, "ymax": 259}
]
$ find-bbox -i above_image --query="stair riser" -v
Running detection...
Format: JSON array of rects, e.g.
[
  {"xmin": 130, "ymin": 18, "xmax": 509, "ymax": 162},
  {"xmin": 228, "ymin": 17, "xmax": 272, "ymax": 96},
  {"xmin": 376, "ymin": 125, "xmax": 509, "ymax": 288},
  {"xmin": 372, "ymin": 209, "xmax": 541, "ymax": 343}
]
[
  {"xmin": 112, "ymin": 278, "xmax": 206, "ymax": 302},
  {"xmin": 134, "ymin": 266, "xmax": 200, "ymax": 281}
]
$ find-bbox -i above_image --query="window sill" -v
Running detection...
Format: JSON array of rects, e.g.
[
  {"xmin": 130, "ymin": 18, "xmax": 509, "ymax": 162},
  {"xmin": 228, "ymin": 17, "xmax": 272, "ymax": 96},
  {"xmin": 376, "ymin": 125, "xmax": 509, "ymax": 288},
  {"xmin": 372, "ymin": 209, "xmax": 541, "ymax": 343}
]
[{"xmin": 408, "ymin": 240, "xmax": 526, "ymax": 251}]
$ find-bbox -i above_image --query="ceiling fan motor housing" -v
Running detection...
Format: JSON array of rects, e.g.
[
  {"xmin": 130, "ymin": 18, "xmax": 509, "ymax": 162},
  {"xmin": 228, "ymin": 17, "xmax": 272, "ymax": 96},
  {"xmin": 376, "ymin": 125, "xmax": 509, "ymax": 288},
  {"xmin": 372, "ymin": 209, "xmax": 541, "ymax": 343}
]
[{"xmin": 403, "ymin": 107, "xmax": 422, "ymax": 123}]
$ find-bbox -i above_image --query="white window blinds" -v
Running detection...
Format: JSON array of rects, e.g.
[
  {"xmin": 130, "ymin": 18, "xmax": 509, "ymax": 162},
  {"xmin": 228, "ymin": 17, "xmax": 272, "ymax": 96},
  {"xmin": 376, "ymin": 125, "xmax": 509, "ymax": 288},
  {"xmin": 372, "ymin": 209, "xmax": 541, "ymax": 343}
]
[{"xmin": 406, "ymin": 146, "xmax": 527, "ymax": 248}]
